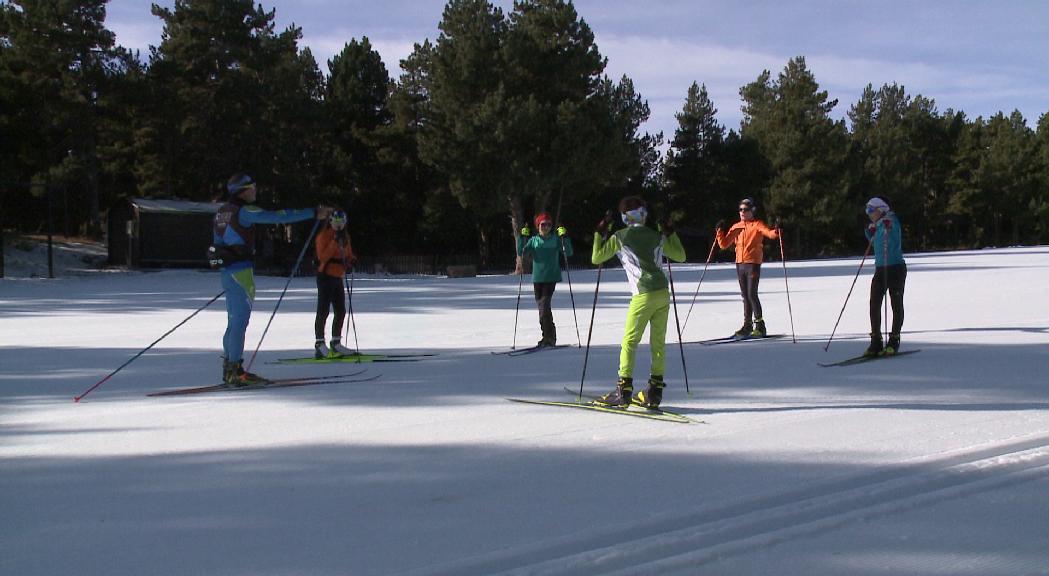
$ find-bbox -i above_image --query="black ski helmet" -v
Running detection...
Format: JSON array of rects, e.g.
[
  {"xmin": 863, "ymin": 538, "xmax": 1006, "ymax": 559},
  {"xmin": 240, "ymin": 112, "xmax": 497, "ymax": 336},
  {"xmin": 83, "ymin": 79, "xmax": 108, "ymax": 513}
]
[
  {"xmin": 739, "ymin": 197, "xmax": 757, "ymax": 215},
  {"xmin": 227, "ymin": 173, "xmax": 255, "ymax": 197}
]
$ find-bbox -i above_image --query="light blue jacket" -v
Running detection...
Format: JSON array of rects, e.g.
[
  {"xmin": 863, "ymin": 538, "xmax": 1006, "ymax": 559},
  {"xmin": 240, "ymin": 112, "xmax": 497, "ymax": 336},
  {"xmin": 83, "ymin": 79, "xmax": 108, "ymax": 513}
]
[{"xmin": 865, "ymin": 211, "xmax": 904, "ymax": 267}]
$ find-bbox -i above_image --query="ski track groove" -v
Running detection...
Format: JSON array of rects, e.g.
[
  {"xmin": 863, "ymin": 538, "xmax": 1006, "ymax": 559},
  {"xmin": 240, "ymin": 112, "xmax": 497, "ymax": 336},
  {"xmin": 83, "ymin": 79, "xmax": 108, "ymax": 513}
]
[{"xmin": 394, "ymin": 435, "xmax": 1049, "ymax": 576}]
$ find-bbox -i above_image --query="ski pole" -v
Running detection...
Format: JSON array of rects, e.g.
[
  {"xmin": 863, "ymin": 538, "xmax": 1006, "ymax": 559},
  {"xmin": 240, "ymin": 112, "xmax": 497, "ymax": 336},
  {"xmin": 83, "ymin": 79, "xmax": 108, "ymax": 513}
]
[
  {"xmin": 74, "ymin": 291, "xmax": 225, "ymax": 402},
  {"xmin": 552, "ymin": 189, "xmax": 580, "ymax": 346},
  {"xmin": 778, "ymin": 227, "xmax": 797, "ymax": 344},
  {"xmin": 579, "ymin": 213, "xmax": 615, "ymax": 398},
  {"xmin": 578, "ymin": 264, "xmax": 604, "ymax": 399},
  {"xmin": 882, "ymin": 224, "xmax": 889, "ymax": 347},
  {"xmin": 343, "ymin": 256, "xmax": 361, "ymax": 363},
  {"xmin": 824, "ymin": 237, "xmax": 874, "ymax": 351},
  {"xmin": 560, "ymin": 238, "xmax": 582, "ymax": 347},
  {"xmin": 681, "ymin": 236, "xmax": 718, "ymax": 333},
  {"xmin": 246, "ymin": 218, "xmax": 322, "ymax": 371},
  {"xmin": 512, "ymin": 252, "xmax": 525, "ymax": 350},
  {"xmin": 347, "ymin": 266, "xmax": 360, "ymax": 355},
  {"xmin": 665, "ymin": 259, "xmax": 692, "ymax": 397}
]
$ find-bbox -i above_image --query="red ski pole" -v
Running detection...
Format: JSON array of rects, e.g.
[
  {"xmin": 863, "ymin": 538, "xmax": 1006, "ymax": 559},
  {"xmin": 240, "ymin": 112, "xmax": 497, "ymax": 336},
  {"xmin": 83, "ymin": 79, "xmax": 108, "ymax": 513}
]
[{"xmin": 74, "ymin": 291, "xmax": 225, "ymax": 402}]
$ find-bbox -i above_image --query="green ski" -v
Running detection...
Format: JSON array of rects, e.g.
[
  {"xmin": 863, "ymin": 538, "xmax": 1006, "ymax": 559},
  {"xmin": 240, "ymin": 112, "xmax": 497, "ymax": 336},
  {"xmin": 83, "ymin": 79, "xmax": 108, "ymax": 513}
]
[{"xmin": 507, "ymin": 397, "xmax": 701, "ymax": 424}]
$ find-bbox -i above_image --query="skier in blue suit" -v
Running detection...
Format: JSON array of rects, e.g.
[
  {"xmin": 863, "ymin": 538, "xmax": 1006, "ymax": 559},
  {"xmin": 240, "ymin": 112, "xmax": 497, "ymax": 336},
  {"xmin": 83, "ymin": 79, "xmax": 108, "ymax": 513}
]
[{"xmin": 212, "ymin": 173, "xmax": 331, "ymax": 386}]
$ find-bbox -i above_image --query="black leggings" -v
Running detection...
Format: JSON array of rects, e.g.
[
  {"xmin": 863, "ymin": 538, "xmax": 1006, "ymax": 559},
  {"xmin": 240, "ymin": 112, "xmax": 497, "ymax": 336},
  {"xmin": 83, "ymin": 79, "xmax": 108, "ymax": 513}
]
[
  {"xmin": 315, "ymin": 274, "xmax": 346, "ymax": 340},
  {"xmin": 736, "ymin": 263, "xmax": 763, "ymax": 322},
  {"xmin": 533, "ymin": 282, "xmax": 557, "ymax": 342},
  {"xmin": 870, "ymin": 263, "xmax": 907, "ymax": 336}
]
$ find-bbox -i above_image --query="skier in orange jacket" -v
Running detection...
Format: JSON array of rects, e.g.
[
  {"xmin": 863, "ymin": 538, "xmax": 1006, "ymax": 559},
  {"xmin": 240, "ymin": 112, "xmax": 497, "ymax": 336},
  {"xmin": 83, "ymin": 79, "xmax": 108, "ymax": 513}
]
[
  {"xmin": 313, "ymin": 209, "xmax": 356, "ymax": 358},
  {"xmin": 715, "ymin": 197, "xmax": 780, "ymax": 338}
]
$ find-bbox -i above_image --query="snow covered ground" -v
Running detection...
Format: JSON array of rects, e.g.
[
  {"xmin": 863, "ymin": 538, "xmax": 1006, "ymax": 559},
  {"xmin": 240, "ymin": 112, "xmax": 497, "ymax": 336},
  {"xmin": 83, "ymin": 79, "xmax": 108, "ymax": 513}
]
[{"xmin": 2, "ymin": 244, "xmax": 1048, "ymax": 575}]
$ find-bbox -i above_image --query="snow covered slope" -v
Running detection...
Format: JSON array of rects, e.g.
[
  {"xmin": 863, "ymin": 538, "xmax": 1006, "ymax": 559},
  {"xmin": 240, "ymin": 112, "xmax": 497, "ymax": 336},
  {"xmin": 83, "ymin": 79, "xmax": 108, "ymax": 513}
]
[{"xmin": 2, "ymin": 246, "xmax": 1048, "ymax": 575}]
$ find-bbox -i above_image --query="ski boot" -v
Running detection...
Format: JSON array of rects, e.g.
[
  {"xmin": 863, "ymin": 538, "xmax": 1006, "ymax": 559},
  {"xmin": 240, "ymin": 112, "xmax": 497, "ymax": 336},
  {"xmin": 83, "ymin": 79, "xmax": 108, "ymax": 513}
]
[
  {"xmin": 751, "ymin": 318, "xmax": 767, "ymax": 338},
  {"xmin": 314, "ymin": 339, "xmax": 330, "ymax": 359},
  {"xmin": 596, "ymin": 377, "xmax": 633, "ymax": 407},
  {"xmin": 863, "ymin": 333, "xmax": 884, "ymax": 357},
  {"xmin": 224, "ymin": 360, "xmax": 267, "ymax": 388},
  {"xmin": 329, "ymin": 339, "xmax": 356, "ymax": 358},
  {"xmin": 222, "ymin": 358, "xmax": 236, "ymax": 384},
  {"xmin": 633, "ymin": 375, "xmax": 665, "ymax": 410},
  {"xmin": 884, "ymin": 333, "xmax": 900, "ymax": 356},
  {"xmin": 733, "ymin": 321, "xmax": 753, "ymax": 339}
]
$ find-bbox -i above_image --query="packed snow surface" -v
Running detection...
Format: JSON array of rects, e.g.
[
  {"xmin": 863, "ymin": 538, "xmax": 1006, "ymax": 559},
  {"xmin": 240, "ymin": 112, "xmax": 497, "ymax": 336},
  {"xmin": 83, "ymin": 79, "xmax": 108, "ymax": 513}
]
[{"xmin": 2, "ymin": 246, "xmax": 1048, "ymax": 575}]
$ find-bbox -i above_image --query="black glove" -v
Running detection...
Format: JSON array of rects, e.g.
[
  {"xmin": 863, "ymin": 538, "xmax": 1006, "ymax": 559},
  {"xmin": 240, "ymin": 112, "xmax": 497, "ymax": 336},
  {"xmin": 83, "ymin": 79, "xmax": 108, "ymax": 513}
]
[
  {"xmin": 773, "ymin": 217, "xmax": 782, "ymax": 230},
  {"xmin": 715, "ymin": 219, "xmax": 726, "ymax": 233},
  {"xmin": 596, "ymin": 209, "xmax": 615, "ymax": 236},
  {"xmin": 659, "ymin": 217, "xmax": 675, "ymax": 236}
]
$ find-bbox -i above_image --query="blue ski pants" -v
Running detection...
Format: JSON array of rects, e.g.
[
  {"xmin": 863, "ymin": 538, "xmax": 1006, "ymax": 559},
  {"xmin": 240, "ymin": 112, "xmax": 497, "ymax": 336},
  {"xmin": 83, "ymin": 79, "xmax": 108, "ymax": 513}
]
[{"xmin": 221, "ymin": 267, "xmax": 256, "ymax": 363}]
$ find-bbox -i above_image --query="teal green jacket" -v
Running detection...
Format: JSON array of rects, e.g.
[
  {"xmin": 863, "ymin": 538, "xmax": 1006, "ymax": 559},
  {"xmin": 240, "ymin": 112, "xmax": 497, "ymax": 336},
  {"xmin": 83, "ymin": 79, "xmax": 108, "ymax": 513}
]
[
  {"xmin": 592, "ymin": 225, "xmax": 686, "ymax": 295},
  {"xmin": 518, "ymin": 233, "xmax": 573, "ymax": 283}
]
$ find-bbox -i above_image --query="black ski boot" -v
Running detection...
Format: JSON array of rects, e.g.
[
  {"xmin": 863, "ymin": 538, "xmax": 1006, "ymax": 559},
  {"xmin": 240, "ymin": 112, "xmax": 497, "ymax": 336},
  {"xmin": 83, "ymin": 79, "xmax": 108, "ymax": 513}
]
[
  {"xmin": 537, "ymin": 326, "xmax": 557, "ymax": 348},
  {"xmin": 885, "ymin": 333, "xmax": 900, "ymax": 355},
  {"xmin": 225, "ymin": 360, "xmax": 266, "ymax": 388},
  {"xmin": 633, "ymin": 375, "xmax": 665, "ymax": 409},
  {"xmin": 596, "ymin": 377, "xmax": 633, "ymax": 407},
  {"xmin": 733, "ymin": 320, "xmax": 753, "ymax": 339},
  {"xmin": 222, "ymin": 358, "xmax": 237, "ymax": 384},
  {"xmin": 864, "ymin": 333, "xmax": 884, "ymax": 357},
  {"xmin": 751, "ymin": 318, "xmax": 767, "ymax": 338}
]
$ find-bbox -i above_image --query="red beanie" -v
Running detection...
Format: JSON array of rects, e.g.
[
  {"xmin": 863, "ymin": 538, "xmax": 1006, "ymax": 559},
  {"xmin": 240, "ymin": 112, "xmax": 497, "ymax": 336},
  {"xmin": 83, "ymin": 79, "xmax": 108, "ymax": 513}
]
[{"xmin": 534, "ymin": 212, "xmax": 552, "ymax": 227}]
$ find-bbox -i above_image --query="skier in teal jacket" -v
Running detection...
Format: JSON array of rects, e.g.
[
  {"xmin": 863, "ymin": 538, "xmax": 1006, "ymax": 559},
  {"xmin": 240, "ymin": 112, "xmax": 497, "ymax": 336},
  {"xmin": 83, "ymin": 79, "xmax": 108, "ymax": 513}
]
[
  {"xmin": 518, "ymin": 212, "xmax": 573, "ymax": 347},
  {"xmin": 863, "ymin": 196, "xmax": 906, "ymax": 356},
  {"xmin": 591, "ymin": 196, "xmax": 686, "ymax": 409}
]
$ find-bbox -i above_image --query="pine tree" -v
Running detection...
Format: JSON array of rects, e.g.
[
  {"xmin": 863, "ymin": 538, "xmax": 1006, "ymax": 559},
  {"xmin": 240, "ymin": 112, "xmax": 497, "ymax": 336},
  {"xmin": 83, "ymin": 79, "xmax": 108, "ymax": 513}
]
[
  {"xmin": 0, "ymin": 0, "xmax": 121, "ymax": 236},
  {"xmin": 142, "ymin": 0, "xmax": 321, "ymax": 204},
  {"xmin": 665, "ymin": 82, "xmax": 725, "ymax": 229},
  {"xmin": 740, "ymin": 56, "xmax": 849, "ymax": 256}
]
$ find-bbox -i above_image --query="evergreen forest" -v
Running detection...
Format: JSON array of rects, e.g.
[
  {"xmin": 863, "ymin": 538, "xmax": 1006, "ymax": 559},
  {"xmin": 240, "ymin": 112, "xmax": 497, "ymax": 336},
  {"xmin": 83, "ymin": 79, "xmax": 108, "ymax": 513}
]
[{"xmin": 3, "ymin": 0, "xmax": 1048, "ymax": 270}]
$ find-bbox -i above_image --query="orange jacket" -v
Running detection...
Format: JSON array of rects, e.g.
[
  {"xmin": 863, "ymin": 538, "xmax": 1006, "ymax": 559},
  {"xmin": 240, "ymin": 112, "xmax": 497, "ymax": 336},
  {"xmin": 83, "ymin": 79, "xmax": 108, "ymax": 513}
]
[
  {"xmin": 716, "ymin": 219, "xmax": 779, "ymax": 264},
  {"xmin": 315, "ymin": 227, "xmax": 355, "ymax": 278}
]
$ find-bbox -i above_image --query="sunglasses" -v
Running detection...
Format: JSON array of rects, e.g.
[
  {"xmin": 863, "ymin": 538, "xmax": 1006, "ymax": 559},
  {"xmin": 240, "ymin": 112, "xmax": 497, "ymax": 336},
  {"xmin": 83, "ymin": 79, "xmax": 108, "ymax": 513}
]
[
  {"xmin": 738, "ymin": 207, "xmax": 751, "ymax": 212},
  {"xmin": 865, "ymin": 205, "xmax": 880, "ymax": 214},
  {"xmin": 538, "ymin": 221, "xmax": 552, "ymax": 227}
]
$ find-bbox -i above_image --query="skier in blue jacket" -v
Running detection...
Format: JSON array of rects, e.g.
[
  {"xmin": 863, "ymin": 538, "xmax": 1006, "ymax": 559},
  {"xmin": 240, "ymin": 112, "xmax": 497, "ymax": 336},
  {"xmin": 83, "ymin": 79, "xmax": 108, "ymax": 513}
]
[
  {"xmin": 212, "ymin": 173, "xmax": 331, "ymax": 386},
  {"xmin": 863, "ymin": 196, "xmax": 906, "ymax": 356}
]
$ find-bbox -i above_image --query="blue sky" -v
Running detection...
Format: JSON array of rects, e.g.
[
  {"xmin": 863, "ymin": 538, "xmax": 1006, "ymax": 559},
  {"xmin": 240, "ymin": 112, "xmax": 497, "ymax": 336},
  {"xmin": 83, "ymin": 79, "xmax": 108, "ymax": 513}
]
[{"xmin": 107, "ymin": 0, "xmax": 1049, "ymax": 142}]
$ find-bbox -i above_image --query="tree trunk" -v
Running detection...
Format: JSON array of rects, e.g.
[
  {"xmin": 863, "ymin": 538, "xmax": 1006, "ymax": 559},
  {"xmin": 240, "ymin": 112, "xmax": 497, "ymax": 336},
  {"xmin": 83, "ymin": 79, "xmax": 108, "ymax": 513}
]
[
  {"xmin": 510, "ymin": 192, "xmax": 525, "ymax": 274},
  {"xmin": 87, "ymin": 154, "xmax": 102, "ymax": 239},
  {"xmin": 477, "ymin": 225, "xmax": 489, "ymax": 270}
]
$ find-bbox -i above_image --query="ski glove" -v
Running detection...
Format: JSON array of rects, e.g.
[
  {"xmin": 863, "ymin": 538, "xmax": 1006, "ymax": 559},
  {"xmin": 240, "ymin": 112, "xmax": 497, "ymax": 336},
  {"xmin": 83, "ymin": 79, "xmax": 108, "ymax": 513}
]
[
  {"xmin": 520, "ymin": 226, "xmax": 531, "ymax": 237},
  {"xmin": 715, "ymin": 219, "xmax": 726, "ymax": 233},
  {"xmin": 557, "ymin": 226, "xmax": 567, "ymax": 237},
  {"xmin": 659, "ymin": 218, "xmax": 674, "ymax": 235}
]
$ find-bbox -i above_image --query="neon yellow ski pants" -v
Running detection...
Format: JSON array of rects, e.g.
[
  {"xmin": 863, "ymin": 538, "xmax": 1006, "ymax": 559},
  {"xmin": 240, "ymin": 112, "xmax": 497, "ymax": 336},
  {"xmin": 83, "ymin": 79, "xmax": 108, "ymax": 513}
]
[{"xmin": 619, "ymin": 289, "xmax": 670, "ymax": 378}]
